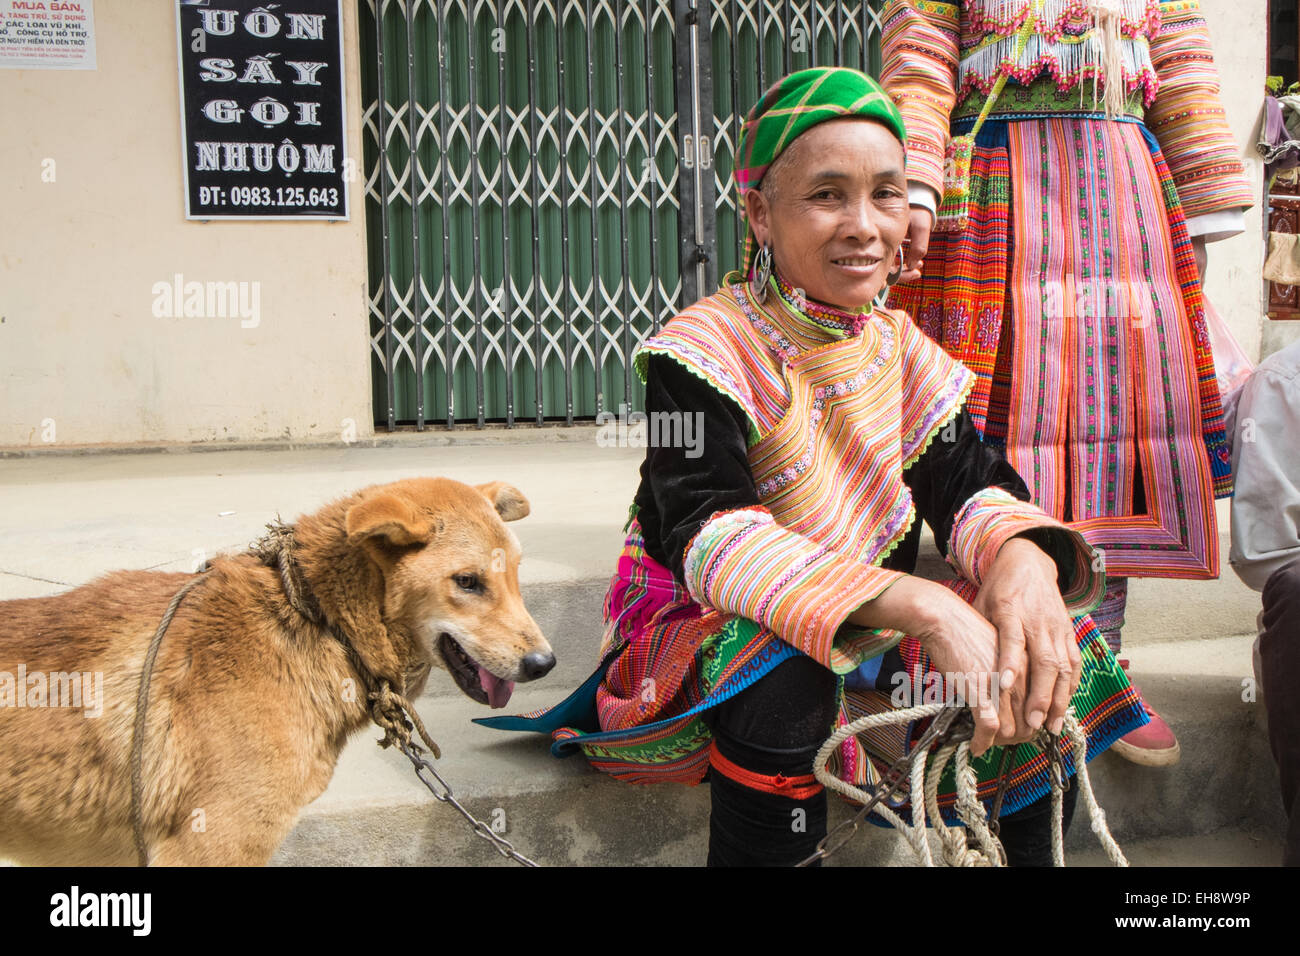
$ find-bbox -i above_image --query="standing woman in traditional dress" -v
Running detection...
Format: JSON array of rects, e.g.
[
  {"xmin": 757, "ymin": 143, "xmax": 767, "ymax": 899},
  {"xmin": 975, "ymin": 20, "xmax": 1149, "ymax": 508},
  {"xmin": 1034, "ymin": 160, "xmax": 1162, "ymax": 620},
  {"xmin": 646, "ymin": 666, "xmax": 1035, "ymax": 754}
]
[
  {"xmin": 481, "ymin": 67, "xmax": 1148, "ymax": 866},
  {"xmin": 883, "ymin": 0, "xmax": 1253, "ymax": 765}
]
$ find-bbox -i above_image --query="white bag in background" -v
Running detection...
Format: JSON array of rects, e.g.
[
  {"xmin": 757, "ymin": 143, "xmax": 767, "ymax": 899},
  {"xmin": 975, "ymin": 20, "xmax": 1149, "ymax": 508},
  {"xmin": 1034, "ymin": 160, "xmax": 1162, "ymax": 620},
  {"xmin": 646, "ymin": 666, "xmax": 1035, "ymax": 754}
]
[{"xmin": 1202, "ymin": 296, "xmax": 1255, "ymax": 399}]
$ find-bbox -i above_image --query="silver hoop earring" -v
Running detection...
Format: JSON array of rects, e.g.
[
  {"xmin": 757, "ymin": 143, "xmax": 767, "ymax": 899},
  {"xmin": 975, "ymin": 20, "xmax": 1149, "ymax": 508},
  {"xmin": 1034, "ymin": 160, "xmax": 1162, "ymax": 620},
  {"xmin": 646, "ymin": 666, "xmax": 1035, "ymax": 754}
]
[
  {"xmin": 751, "ymin": 243, "xmax": 773, "ymax": 304},
  {"xmin": 885, "ymin": 247, "xmax": 904, "ymax": 288}
]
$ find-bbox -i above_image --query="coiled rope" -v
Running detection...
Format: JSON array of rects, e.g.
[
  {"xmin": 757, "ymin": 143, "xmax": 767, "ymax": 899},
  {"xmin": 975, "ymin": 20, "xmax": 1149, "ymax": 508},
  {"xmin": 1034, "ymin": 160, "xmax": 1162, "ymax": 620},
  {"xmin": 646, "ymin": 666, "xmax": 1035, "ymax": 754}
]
[{"xmin": 810, "ymin": 705, "xmax": 1128, "ymax": 867}]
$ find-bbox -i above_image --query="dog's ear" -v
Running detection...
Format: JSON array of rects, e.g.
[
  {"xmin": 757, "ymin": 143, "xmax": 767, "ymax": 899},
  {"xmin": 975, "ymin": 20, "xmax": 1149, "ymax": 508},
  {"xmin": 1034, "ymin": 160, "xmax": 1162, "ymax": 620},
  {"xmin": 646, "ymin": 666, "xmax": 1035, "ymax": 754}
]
[
  {"xmin": 475, "ymin": 482, "xmax": 530, "ymax": 522},
  {"xmin": 346, "ymin": 494, "xmax": 433, "ymax": 547}
]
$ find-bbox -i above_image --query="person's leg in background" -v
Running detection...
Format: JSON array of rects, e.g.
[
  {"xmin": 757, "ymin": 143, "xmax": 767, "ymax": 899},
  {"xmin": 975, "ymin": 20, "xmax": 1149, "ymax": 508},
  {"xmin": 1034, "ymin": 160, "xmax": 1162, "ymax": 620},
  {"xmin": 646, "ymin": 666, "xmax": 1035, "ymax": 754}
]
[
  {"xmin": 1260, "ymin": 557, "xmax": 1300, "ymax": 866},
  {"xmin": 1099, "ymin": 577, "xmax": 1181, "ymax": 766},
  {"xmin": 996, "ymin": 784, "xmax": 1079, "ymax": 867}
]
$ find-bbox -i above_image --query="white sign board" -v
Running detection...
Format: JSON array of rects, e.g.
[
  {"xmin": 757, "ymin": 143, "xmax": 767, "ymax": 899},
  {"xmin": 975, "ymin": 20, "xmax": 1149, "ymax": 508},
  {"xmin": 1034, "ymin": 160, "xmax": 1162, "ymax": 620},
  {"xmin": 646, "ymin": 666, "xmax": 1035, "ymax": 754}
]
[{"xmin": 0, "ymin": 0, "xmax": 95, "ymax": 70}]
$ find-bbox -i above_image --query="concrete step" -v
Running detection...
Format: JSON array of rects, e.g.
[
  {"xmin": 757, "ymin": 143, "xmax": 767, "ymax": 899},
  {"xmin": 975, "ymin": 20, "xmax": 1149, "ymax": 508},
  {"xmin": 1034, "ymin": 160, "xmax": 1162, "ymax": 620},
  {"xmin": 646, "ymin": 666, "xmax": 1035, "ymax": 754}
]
[
  {"xmin": 0, "ymin": 440, "xmax": 641, "ymax": 601},
  {"xmin": 272, "ymin": 634, "xmax": 1288, "ymax": 866},
  {"xmin": 1068, "ymin": 829, "xmax": 1279, "ymax": 867}
]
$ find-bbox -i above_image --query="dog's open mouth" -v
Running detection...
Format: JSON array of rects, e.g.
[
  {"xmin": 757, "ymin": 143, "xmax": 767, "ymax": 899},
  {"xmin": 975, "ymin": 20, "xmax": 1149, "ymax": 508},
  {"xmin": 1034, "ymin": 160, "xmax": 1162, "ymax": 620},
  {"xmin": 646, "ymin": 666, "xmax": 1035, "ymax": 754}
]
[{"xmin": 438, "ymin": 633, "xmax": 515, "ymax": 709}]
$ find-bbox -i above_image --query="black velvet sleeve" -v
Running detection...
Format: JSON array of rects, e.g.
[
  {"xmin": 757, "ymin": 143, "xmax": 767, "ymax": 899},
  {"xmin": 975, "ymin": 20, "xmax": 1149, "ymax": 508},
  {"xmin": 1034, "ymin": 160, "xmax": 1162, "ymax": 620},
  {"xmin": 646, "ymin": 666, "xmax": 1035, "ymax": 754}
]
[
  {"xmin": 900, "ymin": 408, "xmax": 1078, "ymax": 589},
  {"xmin": 633, "ymin": 354, "xmax": 762, "ymax": 584},
  {"xmin": 902, "ymin": 409, "xmax": 1029, "ymax": 555}
]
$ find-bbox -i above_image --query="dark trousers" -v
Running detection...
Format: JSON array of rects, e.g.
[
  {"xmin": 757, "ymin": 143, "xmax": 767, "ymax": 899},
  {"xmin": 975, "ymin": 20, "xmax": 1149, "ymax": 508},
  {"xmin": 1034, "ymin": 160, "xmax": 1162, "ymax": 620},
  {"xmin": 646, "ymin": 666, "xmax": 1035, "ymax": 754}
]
[
  {"xmin": 1261, "ymin": 557, "xmax": 1300, "ymax": 867},
  {"xmin": 703, "ymin": 654, "xmax": 1075, "ymax": 866}
]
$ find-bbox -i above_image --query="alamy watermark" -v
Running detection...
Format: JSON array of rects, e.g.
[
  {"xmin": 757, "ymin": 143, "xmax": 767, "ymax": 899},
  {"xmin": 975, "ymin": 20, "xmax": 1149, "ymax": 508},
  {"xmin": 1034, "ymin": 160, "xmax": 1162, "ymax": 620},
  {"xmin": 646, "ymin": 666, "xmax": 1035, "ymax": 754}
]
[
  {"xmin": 888, "ymin": 667, "xmax": 1015, "ymax": 711},
  {"xmin": 151, "ymin": 273, "xmax": 261, "ymax": 328},
  {"xmin": 50, "ymin": 886, "xmax": 150, "ymax": 936},
  {"xmin": 596, "ymin": 403, "xmax": 704, "ymax": 459},
  {"xmin": 0, "ymin": 665, "xmax": 104, "ymax": 718}
]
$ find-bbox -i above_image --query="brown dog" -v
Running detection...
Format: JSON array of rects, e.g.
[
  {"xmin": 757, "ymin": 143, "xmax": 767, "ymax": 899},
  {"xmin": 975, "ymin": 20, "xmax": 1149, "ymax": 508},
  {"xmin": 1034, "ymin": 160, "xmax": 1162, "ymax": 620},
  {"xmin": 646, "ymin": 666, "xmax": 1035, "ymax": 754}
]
[{"xmin": 0, "ymin": 477, "xmax": 553, "ymax": 866}]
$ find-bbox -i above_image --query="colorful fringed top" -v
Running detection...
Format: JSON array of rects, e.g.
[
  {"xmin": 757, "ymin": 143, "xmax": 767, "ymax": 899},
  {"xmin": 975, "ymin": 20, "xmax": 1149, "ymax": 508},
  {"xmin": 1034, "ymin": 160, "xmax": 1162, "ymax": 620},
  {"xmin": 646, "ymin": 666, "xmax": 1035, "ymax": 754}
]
[
  {"xmin": 958, "ymin": 0, "xmax": 1162, "ymax": 106},
  {"xmin": 629, "ymin": 279, "xmax": 1105, "ymax": 672},
  {"xmin": 882, "ymin": 0, "xmax": 1254, "ymax": 220}
]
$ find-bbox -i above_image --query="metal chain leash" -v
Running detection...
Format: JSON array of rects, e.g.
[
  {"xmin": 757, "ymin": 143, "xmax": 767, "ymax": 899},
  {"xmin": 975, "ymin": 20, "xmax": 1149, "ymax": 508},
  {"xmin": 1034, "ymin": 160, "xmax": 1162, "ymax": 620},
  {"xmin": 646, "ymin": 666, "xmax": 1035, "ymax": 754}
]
[
  {"xmin": 1043, "ymin": 727, "xmax": 1072, "ymax": 796},
  {"xmin": 797, "ymin": 705, "xmax": 968, "ymax": 867},
  {"xmin": 397, "ymin": 739, "xmax": 541, "ymax": 867}
]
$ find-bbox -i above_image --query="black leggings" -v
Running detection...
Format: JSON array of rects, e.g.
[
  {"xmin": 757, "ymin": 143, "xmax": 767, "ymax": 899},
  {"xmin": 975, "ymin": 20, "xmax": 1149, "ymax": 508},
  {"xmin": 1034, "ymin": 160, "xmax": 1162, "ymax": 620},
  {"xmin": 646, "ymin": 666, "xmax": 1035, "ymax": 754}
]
[{"xmin": 702, "ymin": 654, "xmax": 1077, "ymax": 866}]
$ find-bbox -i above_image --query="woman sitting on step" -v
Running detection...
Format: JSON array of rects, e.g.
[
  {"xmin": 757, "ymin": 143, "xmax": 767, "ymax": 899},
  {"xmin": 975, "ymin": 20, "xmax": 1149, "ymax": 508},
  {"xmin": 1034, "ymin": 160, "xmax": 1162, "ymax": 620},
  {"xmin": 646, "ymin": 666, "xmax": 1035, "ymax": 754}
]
[{"xmin": 481, "ymin": 66, "xmax": 1147, "ymax": 866}]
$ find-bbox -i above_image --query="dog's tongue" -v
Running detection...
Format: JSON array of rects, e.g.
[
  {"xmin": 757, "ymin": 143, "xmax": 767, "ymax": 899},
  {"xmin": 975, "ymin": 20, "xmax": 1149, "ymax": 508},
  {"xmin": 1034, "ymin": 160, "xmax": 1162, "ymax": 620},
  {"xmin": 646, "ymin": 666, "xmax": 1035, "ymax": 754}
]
[{"xmin": 478, "ymin": 665, "xmax": 515, "ymax": 709}]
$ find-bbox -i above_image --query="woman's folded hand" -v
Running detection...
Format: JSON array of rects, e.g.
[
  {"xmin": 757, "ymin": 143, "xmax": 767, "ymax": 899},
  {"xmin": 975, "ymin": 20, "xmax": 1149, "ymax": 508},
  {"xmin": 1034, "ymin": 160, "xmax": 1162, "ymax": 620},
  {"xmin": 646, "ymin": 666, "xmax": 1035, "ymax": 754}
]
[
  {"xmin": 847, "ymin": 575, "xmax": 1005, "ymax": 754},
  {"xmin": 846, "ymin": 536, "xmax": 1079, "ymax": 757},
  {"xmin": 974, "ymin": 536, "xmax": 1082, "ymax": 748}
]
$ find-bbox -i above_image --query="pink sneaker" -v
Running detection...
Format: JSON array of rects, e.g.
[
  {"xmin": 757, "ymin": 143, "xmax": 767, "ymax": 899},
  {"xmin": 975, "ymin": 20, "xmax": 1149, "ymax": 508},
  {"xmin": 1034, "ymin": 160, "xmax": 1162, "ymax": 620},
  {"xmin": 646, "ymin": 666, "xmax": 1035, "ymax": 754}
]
[{"xmin": 1110, "ymin": 659, "xmax": 1181, "ymax": 767}]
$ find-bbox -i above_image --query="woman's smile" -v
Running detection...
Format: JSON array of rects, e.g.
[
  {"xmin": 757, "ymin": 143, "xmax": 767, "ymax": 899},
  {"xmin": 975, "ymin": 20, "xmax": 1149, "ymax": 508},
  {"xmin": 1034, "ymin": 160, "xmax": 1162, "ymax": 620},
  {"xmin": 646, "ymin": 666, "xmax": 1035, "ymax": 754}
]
[{"xmin": 830, "ymin": 254, "xmax": 883, "ymax": 273}]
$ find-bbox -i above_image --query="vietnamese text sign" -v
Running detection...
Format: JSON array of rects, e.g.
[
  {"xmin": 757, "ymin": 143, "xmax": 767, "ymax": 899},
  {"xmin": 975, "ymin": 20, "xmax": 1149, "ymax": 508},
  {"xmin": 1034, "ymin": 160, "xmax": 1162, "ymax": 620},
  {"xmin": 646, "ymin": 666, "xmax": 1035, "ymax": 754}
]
[
  {"xmin": 0, "ymin": 0, "xmax": 96, "ymax": 70},
  {"xmin": 176, "ymin": 0, "xmax": 349, "ymax": 220}
]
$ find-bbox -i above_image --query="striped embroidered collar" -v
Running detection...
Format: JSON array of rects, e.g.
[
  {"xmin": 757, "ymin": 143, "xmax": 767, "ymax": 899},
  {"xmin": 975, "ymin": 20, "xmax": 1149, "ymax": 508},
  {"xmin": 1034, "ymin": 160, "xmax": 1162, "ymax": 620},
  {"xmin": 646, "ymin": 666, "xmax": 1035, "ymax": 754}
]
[{"xmin": 771, "ymin": 273, "xmax": 874, "ymax": 340}]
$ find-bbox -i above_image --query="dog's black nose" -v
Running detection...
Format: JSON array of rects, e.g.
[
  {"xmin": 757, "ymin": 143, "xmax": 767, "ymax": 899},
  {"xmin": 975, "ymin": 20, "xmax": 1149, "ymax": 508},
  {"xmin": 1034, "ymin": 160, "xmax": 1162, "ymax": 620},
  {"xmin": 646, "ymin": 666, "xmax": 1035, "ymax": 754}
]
[{"xmin": 521, "ymin": 651, "xmax": 556, "ymax": 680}]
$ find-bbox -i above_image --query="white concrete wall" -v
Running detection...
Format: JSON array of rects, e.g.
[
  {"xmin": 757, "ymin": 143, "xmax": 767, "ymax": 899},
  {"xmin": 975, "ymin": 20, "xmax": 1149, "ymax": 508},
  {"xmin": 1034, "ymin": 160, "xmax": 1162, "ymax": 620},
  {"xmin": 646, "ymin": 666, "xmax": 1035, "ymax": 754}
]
[
  {"xmin": 1202, "ymin": 0, "xmax": 1271, "ymax": 361},
  {"xmin": 0, "ymin": 2, "xmax": 373, "ymax": 448}
]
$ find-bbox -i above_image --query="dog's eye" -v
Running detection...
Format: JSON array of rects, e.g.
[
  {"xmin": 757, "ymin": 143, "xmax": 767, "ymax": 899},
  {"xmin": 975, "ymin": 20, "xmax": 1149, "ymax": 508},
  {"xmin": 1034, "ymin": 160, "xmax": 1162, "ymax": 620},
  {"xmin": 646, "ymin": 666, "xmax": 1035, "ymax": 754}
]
[{"xmin": 454, "ymin": 573, "xmax": 480, "ymax": 592}]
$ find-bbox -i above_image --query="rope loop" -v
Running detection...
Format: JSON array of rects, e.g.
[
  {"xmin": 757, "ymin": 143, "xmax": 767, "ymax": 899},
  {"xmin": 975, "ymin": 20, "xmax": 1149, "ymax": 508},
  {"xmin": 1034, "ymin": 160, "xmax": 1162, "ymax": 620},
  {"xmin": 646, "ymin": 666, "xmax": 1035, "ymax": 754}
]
[
  {"xmin": 810, "ymin": 706, "xmax": 1128, "ymax": 867},
  {"xmin": 369, "ymin": 680, "xmax": 442, "ymax": 760}
]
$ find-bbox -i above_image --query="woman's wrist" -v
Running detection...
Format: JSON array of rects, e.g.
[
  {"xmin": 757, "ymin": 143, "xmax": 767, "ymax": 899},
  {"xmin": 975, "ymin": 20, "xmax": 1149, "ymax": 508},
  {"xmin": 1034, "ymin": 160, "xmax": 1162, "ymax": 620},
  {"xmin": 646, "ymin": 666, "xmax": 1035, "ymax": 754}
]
[
  {"xmin": 847, "ymin": 575, "xmax": 936, "ymax": 634},
  {"xmin": 993, "ymin": 534, "xmax": 1057, "ymax": 574}
]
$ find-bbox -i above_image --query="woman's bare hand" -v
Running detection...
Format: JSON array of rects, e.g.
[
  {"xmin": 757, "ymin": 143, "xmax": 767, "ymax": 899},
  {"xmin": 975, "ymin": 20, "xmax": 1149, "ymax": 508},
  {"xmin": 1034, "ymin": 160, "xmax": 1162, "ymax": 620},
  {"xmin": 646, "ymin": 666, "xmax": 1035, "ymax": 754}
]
[
  {"xmin": 848, "ymin": 539, "xmax": 1080, "ymax": 756},
  {"xmin": 898, "ymin": 207, "xmax": 932, "ymax": 284},
  {"xmin": 972, "ymin": 537, "xmax": 1081, "ymax": 744},
  {"xmin": 847, "ymin": 576, "xmax": 1004, "ymax": 755}
]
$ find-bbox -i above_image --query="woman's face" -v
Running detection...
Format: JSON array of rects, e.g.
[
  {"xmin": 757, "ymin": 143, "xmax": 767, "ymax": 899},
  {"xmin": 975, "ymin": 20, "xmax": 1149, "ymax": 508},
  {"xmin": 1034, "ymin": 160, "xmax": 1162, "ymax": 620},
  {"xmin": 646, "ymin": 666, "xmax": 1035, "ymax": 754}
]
[{"xmin": 744, "ymin": 118, "xmax": 909, "ymax": 311}]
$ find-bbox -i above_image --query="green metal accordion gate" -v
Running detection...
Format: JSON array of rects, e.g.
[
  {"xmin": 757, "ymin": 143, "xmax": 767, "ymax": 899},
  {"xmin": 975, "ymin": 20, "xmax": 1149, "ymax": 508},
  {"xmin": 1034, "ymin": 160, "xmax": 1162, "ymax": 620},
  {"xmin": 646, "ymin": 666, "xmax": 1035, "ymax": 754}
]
[{"xmin": 360, "ymin": 0, "xmax": 883, "ymax": 428}]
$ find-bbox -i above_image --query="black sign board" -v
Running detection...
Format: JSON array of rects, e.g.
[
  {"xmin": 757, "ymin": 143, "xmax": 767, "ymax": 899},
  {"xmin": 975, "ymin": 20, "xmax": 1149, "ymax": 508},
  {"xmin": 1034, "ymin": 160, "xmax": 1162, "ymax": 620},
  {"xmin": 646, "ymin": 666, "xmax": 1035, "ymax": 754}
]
[{"xmin": 175, "ymin": 1, "xmax": 348, "ymax": 220}]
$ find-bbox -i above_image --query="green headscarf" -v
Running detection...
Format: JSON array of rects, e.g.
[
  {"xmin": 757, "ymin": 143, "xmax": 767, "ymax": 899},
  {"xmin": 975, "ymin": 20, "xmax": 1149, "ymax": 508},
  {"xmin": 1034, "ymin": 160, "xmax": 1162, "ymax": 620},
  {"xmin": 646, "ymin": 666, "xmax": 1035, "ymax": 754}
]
[{"xmin": 732, "ymin": 66, "xmax": 907, "ymax": 281}]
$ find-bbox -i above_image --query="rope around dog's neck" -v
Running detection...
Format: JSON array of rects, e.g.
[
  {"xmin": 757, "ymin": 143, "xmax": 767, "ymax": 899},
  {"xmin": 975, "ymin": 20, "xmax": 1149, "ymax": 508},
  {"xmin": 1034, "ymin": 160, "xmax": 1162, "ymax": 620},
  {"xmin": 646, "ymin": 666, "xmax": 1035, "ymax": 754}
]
[
  {"xmin": 802, "ymin": 705, "xmax": 1128, "ymax": 867},
  {"xmin": 129, "ymin": 524, "xmax": 422, "ymax": 864},
  {"xmin": 247, "ymin": 521, "xmax": 536, "ymax": 865},
  {"xmin": 130, "ymin": 573, "xmax": 209, "ymax": 868},
  {"xmin": 251, "ymin": 519, "xmax": 442, "ymax": 759}
]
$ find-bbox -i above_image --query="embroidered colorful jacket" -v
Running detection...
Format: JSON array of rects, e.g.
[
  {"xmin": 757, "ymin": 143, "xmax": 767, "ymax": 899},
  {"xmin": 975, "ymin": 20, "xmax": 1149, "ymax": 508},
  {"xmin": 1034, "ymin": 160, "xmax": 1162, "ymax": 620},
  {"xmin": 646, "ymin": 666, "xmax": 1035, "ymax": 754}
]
[
  {"xmin": 628, "ymin": 282, "xmax": 1105, "ymax": 673},
  {"xmin": 478, "ymin": 282, "xmax": 1147, "ymax": 812},
  {"xmin": 882, "ymin": 0, "xmax": 1253, "ymax": 221}
]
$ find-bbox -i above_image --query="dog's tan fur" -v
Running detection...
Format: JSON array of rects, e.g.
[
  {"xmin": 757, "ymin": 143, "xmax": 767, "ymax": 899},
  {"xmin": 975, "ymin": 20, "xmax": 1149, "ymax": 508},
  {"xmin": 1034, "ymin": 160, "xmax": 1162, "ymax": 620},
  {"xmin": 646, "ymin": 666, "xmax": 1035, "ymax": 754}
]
[{"xmin": 0, "ymin": 477, "xmax": 551, "ymax": 866}]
